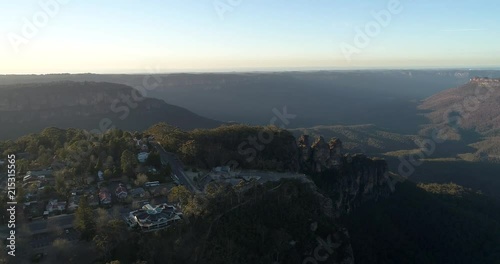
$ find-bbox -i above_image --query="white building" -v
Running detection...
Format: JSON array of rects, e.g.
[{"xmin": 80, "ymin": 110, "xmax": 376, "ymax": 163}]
[
  {"xmin": 138, "ymin": 152, "xmax": 150, "ymax": 163},
  {"xmin": 126, "ymin": 203, "xmax": 182, "ymax": 232},
  {"xmin": 46, "ymin": 199, "xmax": 66, "ymax": 213},
  {"xmin": 98, "ymin": 171, "xmax": 104, "ymax": 181}
]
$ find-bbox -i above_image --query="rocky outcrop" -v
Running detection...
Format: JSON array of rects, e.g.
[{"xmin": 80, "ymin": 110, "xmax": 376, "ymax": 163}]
[
  {"xmin": 295, "ymin": 136, "xmax": 392, "ymax": 263},
  {"xmin": 470, "ymin": 76, "xmax": 500, "ymax": 84},
  {"xmin": 298, "ymin": 135, "xmax": 393, "ymax": 217},
  {"xmin": 298, "ymin": 135, "xmax": 344, "ymax": 173}
]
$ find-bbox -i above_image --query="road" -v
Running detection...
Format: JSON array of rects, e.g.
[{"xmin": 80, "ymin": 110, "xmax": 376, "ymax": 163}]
[
  {"xmin": 153, "ymin": 142, "xmax": 201, "ymax": 193},
  {"xmin": 27, "ymin": 214, "xmax": 75, "ymax": 235}
]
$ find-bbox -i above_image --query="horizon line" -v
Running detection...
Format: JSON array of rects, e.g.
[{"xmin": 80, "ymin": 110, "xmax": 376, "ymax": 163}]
[{"xmin": 2, "ymin": 66, "xmax": 500, "ymax": 76}]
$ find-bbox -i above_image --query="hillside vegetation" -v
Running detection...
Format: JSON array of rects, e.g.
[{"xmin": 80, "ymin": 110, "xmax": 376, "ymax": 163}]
[
  {"xmin": 290, "ymin": 124, "xmax": 420, "ymax": 154},
  {"xmin": 0, "ymin": 81, "xmax": 222, "ymax": 140},
  {"xmin": 346, "ymin": 181, "xmax": 500, "ymax": 264}
]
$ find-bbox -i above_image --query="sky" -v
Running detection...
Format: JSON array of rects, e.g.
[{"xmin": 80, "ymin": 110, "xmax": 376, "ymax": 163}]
[{"xmin": 1, "ymin": 0, "xmax": 499, "ymax": 74}]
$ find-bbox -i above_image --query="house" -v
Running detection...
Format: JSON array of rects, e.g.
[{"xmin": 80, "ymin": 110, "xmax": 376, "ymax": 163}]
[
  {"xmin": 99, "ymin": 188, "xmax": 112, "ymax": 206},
  {"xmin": 23, "ymin": 175, "xmax": 33, "ymax": 182},
  {"xmin": 98, "ymin": 171, "xmax": 104, "ymax": 181},
  {"xmin": 213, "ymin": 166, "xmax": 231, "ymax": 173},
  {"xmin": 129, "ymin": 188, "xmax": 146, "ymax": 198},
  {"xmin": 115, "ymin": 184, "xmax": 128, "ymax": 200},
  {"xmin": 133, "ymin": 138, "xmax": 142, "ymax": 146},
  {"xmin": 87, "ymin": 194, "xmax": 100, "ymax": 207},
  {"xmin": 27, "ymin": 169, "xmax": 53, "ymax": 177},
  {"xmin": 138, "ymin": 152, "xmax": 150, "ymax": 163},
  {"xmin": 68, "ymin": 196, "xmax": 80, "ymax": 211},
  {"xmin": 46, "ymin": 199, "xmax": 66, "ymax": 213},
  {"xmin": 125, "ymin": 203, "xmax": 182, "ymax": 232}
]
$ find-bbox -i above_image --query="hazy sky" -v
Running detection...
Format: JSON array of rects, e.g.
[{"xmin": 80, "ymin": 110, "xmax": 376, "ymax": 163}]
[{"xmin": 1, "ymin": 0, "xmax": 499, "ymax": 74}]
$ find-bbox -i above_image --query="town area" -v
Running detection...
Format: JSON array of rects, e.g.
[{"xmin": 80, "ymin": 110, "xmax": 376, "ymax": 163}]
[{"xmin": 0, "ymin": 135, "xmax": 304, "ymax": 263}]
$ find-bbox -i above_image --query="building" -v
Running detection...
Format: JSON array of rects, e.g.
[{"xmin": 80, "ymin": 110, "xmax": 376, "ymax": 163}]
[
  {"xmin": 126, "ymin": 203, "xmax": 182, "ymax": 232},
  {"xmin": 213, "ymin": 166, "xmax": 231, "ymax": 173},
  {"xmin": 129, "ymin": 188, "xmax": 147, "ymax": 198},
  {"xmin": 46, "ymin": 199, "xmax": 66, "ymax": 213},
  {"xmin": 88, "ymin": 194, "xmax": 100, "ymax": 207},
  {"xmin": 27, "ymin": 169, "xmax": 53, "ymax": 177},
  {"xmin": 115, "ymin": 184, "xmax": 128, "ymax": 200},
  {"xmin": 68, "ymin": 196, "xmax": 80, "ymax": 211},
  {"xmin": 98, "ymin": 171, "xmax": 104, "ymax": 181},
  {"xmin": 138, "ymin": 152, "xmax": 150, "ymax": 163},
  {"xmin": 133, "ymin": 138, "xmax": 142, "ymax": 146},
  {"xmin": 99, "ymin": 188, "xmax": 112, "ymax": 206}
]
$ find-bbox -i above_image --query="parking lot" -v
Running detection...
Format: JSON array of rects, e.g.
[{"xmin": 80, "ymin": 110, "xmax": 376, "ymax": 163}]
[{"xmin": 31, "ymin": 228, "xmax": 79, "ymax": 249}]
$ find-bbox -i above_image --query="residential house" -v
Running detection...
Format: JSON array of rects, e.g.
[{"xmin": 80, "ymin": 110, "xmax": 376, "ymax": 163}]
[
  {"xmin": 129, "ymin": 188, "xmax": 146, "ymax": 198},
  {"xmin": 212, "ymin": 166, "xmax": 232, "ymax": 178},
  {"xmin": 88, "ymin": 194, "xmax": 100, "ymax": 207},
  {"xmin": 98, "ymin": 171, "xmax": 104, "ymax": 181},
  {"xmin": 213, "ymin": 166, "xmax": 231, "ymax": 173},
  {"xmin": 27, "ymin": 169, "xmax": 53, "ymax": 177},
  {"xmin": 46, "ymin": 199, "xmax": 66, "ymax": 213},
  {"xmin": 133, "ymin": 138, "xmax": 141, "ymax": 146},
  {"xmin": 115, "ymin": 184, "xmax": 128, "ymax": 200},
  {"xmin": 125, "ymin": 203, "xmax": 182, "ymax": 232},
  {"xmin": 68, "ymin": 195, "xmax": 80, "ymax": 211},
  {"xmin": 138, "ymin": 152, "xmax": 150, "ymax": 163},
  {"xmin": 99, "ymin": 188, "xmax": 112, "ymax": 206}
]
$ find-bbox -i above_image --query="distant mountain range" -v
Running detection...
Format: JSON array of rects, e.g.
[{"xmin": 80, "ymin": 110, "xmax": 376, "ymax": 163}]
[
  {"xmin": 2, "ymin": 70, "xmax": 500, "ymax": 134},
  {"xmin": 420, "ymin": 77, "xmax": 500, "ymax": 137},
  {"xmin": 0, "ymin": 81, "xmax": 223, "ymax": 140},
  {"xmin": 419, "ymin": 77, "xmax": 500, "ymax": 162}
]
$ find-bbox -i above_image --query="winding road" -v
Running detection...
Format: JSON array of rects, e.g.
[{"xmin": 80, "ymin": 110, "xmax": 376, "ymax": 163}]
[{"xmin": 152, "ymin": 142, "xmax": 201, "ymax": 193}]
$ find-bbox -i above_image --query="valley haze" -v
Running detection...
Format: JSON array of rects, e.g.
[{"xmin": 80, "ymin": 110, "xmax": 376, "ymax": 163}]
[{"xmin": 1, "ymin": 1, "xmax": 499, "ymax": 264}]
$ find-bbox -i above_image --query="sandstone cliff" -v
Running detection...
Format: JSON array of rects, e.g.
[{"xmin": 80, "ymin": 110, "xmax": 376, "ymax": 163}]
[{"xmin": 298, "ymin": 135, "xmax": 393, "ymax": 217}]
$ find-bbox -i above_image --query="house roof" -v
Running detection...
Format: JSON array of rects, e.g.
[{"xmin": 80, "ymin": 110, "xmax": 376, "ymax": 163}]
[
  {"xmin": 130, "ymin": 203, "xmax": 178, "ymax": 224},
  {"xmin": 116, "ymin": 184, "xmax": 128, "ymax": 195},
  {"xmin": 99, "ymin": 188, "xmax": 112, "ymax": 202}
]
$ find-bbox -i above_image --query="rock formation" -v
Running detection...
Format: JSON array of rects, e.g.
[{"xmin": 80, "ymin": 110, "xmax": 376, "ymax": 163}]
[{"xmin": 298, "ymin": 135, "xmax": 393, "ymax": 217}]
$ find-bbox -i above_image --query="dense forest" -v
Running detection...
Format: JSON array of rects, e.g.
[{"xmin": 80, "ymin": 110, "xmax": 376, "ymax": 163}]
[
  {"xmin": 345, "ymin": 181, "xmax": 500, "ymax": 264},
  {"xmin": 107, "ymin": 180, "xmax": 353, "ymax": 264},
  {"xmin": 2, "ymin": 124, "xmax": 500, "ymax": 263},
  {"xmin": 146, "ymin": 123, "xmax": 300, "ymax": 172}
]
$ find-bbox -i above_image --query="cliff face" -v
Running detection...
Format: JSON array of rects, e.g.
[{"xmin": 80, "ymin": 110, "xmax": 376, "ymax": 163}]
[
  {"xmin": 419, "ymin": 77, "xmax": 500, "ymax": 138},
  {"xmin": 298, "ymin": 135, "xmax": 393, "ymax": 217},
  {"xmin": 294, "ymin": 135, "xmax": 393, "ymax": 263}
]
